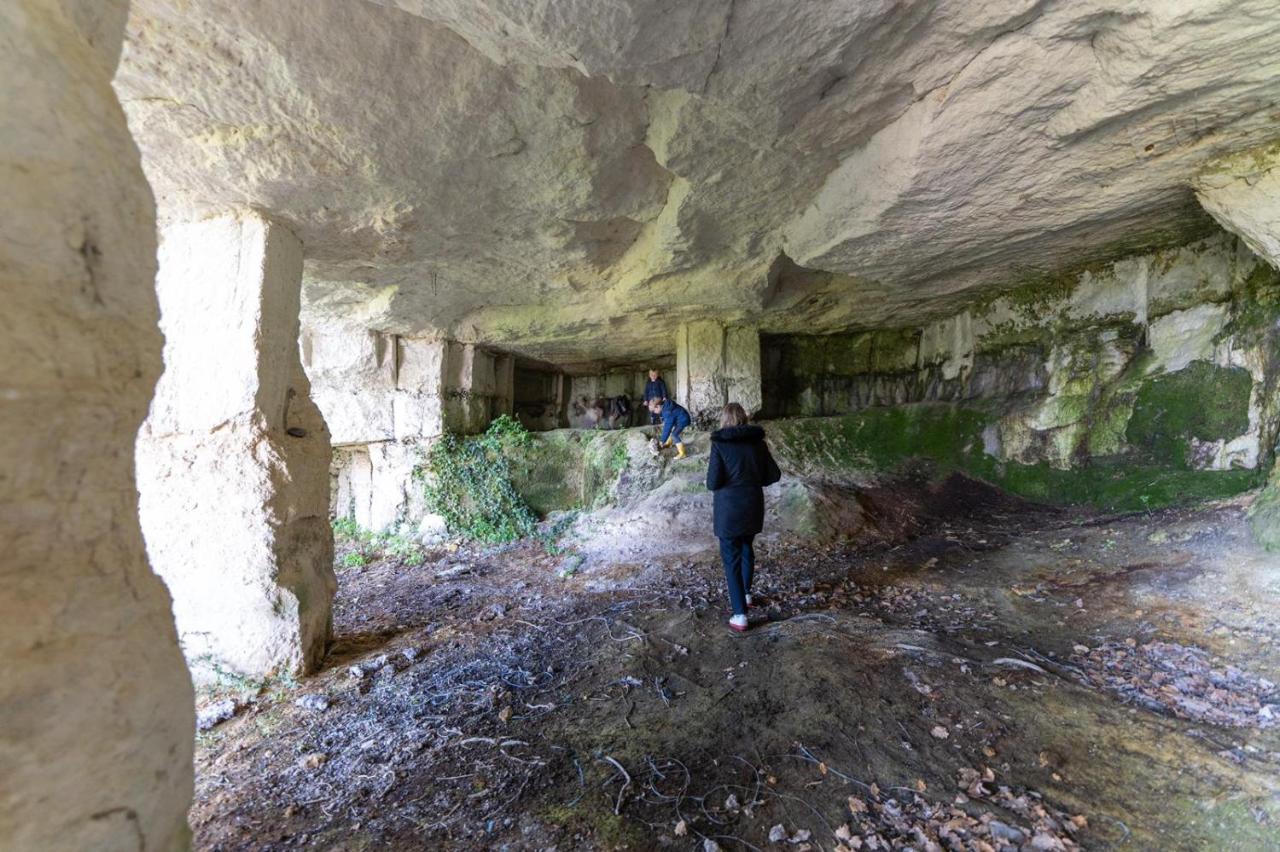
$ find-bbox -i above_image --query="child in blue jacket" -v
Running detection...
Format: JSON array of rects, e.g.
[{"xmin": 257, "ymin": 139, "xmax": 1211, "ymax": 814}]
[{"xmin": 648, "ymin": 397, "xmax": 691, "ymax": 459}]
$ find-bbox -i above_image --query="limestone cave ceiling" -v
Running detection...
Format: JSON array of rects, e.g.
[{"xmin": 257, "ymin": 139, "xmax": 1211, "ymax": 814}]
[{"xmin": 114, "ymin": 0, "xmax": 1280, "ymax": 364}]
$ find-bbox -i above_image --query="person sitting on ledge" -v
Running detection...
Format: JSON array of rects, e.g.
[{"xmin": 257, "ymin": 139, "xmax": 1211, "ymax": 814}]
[
  {"xmin": 649, "ymin": 396, "xmax": 691, "ymax": 459},
  {"xmin": 643, "ymin": 369, "xmax": 668, "ymax": 425}
]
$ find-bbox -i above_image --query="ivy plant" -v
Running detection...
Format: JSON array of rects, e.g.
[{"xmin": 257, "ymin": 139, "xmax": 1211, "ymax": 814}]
[{"xmin": 418, "ymin": 414, "xmax": 538, "ymax": 543}]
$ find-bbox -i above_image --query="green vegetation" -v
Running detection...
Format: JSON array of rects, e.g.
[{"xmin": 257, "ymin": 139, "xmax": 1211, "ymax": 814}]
[
  {"xmin": 1250, "ymin": 463, "xmax": 1280, "ymax": 551},
  {"xmin": 331, "ymin": 517, "xmax": 427, "ymax": 566},
  {"xmin": 1125, "ymin": 362, "xmax": 1252, "ymax": 463},
  {"xmin": 507, "ymin": 428, "xmax": 635, "ymax": 515},
  {"xmin": 763, "ymin": 401, "xmax": 1264, "ymax": 513},
  {"xmin": 417, "ymin": 414, "xmax": 538, "ymax": 543}
]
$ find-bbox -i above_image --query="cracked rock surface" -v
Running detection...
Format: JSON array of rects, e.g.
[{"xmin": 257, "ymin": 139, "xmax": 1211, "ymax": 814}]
[{"xmin": 116, "ymin": 0, "xmax": 1280, "ymax": 364}]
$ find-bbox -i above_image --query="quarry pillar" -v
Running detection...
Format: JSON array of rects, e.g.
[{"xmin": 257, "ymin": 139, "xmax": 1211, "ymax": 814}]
[
  {"xmin": 494, "ymin": 354, "xmax": 516, "ymax": 418},
  {"xmin": 675, "ymin": 321, "xmax": 763, "ymax": 425},
  {"xmin": 313, "ymin": 332, "xmax": 516, "ymax": 532},
  {"xmin": 137, "ymin": 212, "xmax": 336, "ymax": 680},
  {"xmin": 0, "ymin": 1, "xmax": 194, "ymax": 847},
  {"xmin": 1195, "ymin": 147, "xmax": 1280, "ymax": 550}
]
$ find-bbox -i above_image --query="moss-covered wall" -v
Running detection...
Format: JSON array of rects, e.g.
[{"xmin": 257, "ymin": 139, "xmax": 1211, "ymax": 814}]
[
  {"xmin": 506, "ymin": 400, "xmax": 1266, "ymax": 523},
  {"xmin": 507, "ymin": 428, "xmax": 648, "ymax": 515},
  {"xmin": 767, "ymin": 405, "xmax": 1263, "ymax": 512},
  {"xmin": 508, "ymin": 234, "xmax": 1280, "ymax": 532},
  {"xmin": 761, "ymin": 233, "xmax": 1280, "ymax": 489}
]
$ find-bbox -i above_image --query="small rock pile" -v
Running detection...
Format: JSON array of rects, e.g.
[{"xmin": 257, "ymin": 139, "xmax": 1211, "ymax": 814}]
[
  {"xmin": 811, "ymin": 768, "xmax": 1084, "ymax": 851},
  {"xmin": 1070, "ymin": 640, "xmax": 1278, "ymax": 728}
]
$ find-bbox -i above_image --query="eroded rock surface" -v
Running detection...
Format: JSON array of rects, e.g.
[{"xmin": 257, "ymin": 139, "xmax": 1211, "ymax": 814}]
[
  {"xmin": 114, "ymin": 0, "xmax": 1280, "ymax": 363},
  {"xmin": 0, "ymin": 1, "xmax": 193, "ymax": 847},
  {"xmin": 137, "ymin": 212, "xmax": 336, "ymax": 680}
]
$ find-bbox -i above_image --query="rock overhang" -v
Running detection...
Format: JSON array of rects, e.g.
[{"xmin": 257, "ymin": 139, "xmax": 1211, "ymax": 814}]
[{"xmin": 114, "ymin": 0, "xmax": 1280, "ymax": 366}]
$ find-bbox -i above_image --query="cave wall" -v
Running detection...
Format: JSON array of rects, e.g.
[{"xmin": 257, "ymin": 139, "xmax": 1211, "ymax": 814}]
[
  {"xmin": 0, "ymin": 0, "xmax": 193, "ymax": 846},
  {"xmin": 761, "ymin": 233, "xmax": 1280, "ymax": 488},
  {"xmin": 305, "ymin": 327, "xmax": 516, "ymax": 530},
  {"xmin": 513, "ymin": 364, "xmax": 567, "ymax": 431},
  {"xmin": 566, "ymin": 369, "xmax": 651, "ymax": 429},
  {"xmin": 676, "ymin": 321, "xmax": 763, "ymax": 425},
  {"xmin": 1195, "ymin": 145, "xmax": 1280, "ymax": 549}
]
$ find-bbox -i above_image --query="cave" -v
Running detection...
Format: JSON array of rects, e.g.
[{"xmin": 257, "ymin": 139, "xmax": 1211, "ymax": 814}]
[{"xmin": 4, "ymin": 1, "xmax": 1280, "ymax": 850}]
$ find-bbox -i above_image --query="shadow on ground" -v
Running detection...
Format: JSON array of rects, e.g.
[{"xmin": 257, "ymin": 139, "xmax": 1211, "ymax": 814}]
[{"xmin": 190, "ymin": 477, "xmax": 1280, "ymax": 851}]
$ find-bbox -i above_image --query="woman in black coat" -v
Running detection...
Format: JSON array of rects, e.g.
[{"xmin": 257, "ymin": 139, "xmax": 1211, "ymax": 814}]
[{"xmin": 706, "ymin": 403, "xmax": 782, "ymax": 631}]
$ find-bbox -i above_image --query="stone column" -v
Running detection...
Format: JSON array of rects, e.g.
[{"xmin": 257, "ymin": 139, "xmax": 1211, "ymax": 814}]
[
  {"xmin": 393, "ymin": 336, "xmax": 448, "ymax": 440},
  {"xmin": 0, "ymin": 1, "xmax": 193, "ymax": 847},
  {"xmin": 675, "ymin": 321, "xmax": 763, "ymax": 424},
  {"xmin": 313, "ymin": 335, "xmax": 516, "ymax": 533},
  {"xmin": 137, "ymin": 212, "xmax": 336, "ymax": 680},
  {"xmin": 493, "ymin": 354, "xmax": 516, "ymax": 418},
  {"xmin": 1195, "ymin": 148, "xmax": 1280, "ymax": 550}
]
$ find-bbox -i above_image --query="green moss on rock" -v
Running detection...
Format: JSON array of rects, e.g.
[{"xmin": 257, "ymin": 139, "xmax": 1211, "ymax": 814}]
[
  {"xmin": 508, "ymin": 428, "xmax": 638, "ymax": 515},
  {"xmin": 1250, "ymin": 463, "xmax": 1280, "ymax": 551},
  {"xmin": 767, "ymin": 404, "xmax": 1263, "ymax": 513},
  {"xmin": 1125, "ymin": 362, "xmax": 1252, "ymax": 464}
]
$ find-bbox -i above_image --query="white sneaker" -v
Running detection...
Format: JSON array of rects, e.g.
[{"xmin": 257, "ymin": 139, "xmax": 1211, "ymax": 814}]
[
  {"xmin": 745, "ymin": 594, "xmax": 753, "ymax": 606},
  {"xmin": 729, "ymin": 614, "xmax": 748, "ymax": 632}
]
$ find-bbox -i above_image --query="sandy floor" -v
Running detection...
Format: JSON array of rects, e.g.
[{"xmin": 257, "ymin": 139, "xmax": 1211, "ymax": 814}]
[{"xmin": 190, "ymin": 479, "xmax": 1280, "ymax": 851}]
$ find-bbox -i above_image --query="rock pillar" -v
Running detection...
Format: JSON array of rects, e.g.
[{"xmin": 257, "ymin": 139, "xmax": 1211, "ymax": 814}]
[
  {"xmin": 493, "ymin": 354, "xmax": 516, "ymax": 418},
  {"xmin": 0, "ymin": 0, "xmax": 194, "ymax": 847},
  {"xmin": 310, "ymin": 330, "xmax": 517, "ymax": 532},
  {"xmin": 1195, "ymin": 147, "xmax": 1280, "ymax": 549},
  {"xmin": 137, "ymin": 212, "xmax": 336, "ymax": 679},
  {"xmin": 675, "ymin": 321, "xmax": 763, "ymax": 425}
]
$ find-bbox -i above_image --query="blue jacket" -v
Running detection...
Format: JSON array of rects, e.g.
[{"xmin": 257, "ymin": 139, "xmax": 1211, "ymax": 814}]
[
  {"xmin": 706, "ymin": 425, "xmax": 782, "ymax": 539},
  {"xmin": 644, "ymin": 377, "xmax": 669, "ymax": 403},
  {"xmin": 659, "ymin": 399, "xmax": 691, "ymax": 444}
]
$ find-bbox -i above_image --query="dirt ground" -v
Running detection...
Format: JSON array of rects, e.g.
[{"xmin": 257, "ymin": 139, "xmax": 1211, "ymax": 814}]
[{"xmin": 191, "ymin": 477, "xmax": 1280, "ymax": 851}]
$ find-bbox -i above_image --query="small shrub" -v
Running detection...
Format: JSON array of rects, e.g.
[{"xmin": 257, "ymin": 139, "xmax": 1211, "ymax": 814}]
[
  {"xmin": 380, "ymin": 534, "xmax": 426, "ymax": 566},
  {"xmin": 331, "ymin": 516, "xmax": 361, "ymax": 540},
  {"xmin": 419, "ymin": 415, "xmax": 538, "ymax": 543},
  {"xmin": 341, "ymin": 551, "xmax": 368, "ymax": 569},
  {"xmin": 536, "ymin": 510, "xmax": 580, "ymax": 557},
  {"xmin": 610, "ymin": 441, "xmax": 630, "ymax": 473}
]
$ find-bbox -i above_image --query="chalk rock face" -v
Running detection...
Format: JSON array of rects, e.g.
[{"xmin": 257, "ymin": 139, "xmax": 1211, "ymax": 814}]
[
  {"xmin": 0, "ymin": 1, "xmax": 193, "ymax": 848},
  {"xmin": 1195, "ymin": 143, "xmax": 1280, "ymax": 549},
  {"xmin": 764, "ymin": 234, "xmax": 1280, "ymax": 475},
  {"xmin": 114, "ymin": 0, "xmax": 1280, "ymax": 364},
  {"xmin": 137, "ymin": 212, "xmax": 336, "ymax": 680}
]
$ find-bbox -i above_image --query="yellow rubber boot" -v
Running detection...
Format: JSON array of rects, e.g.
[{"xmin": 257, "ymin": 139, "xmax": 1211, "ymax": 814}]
[
  {"xmin": 675, "ymin": 442, "xmax": 687, "ymax": 459},
  {"xmin": 662, "ymin": 436, "xmax": 674, "ymax": 448}
]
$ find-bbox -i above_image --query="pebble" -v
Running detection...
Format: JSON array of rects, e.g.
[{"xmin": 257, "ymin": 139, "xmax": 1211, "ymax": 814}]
[
  {"xmin": 196, "ymin": 698, "xmax": 238, "ymax": 731},
  {"xmin": 294, "ymin": 694, "xmax": 330, "ymax": 712},
  {"xmin": 988, "ymin": 820, "xmax": 1025, "ymax": 844}
]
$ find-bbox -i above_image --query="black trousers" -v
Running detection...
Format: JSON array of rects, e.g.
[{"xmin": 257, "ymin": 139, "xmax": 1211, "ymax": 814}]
[{"xmin": 719, "ymin": 535, "xmax": 755, "ymax": 616}]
